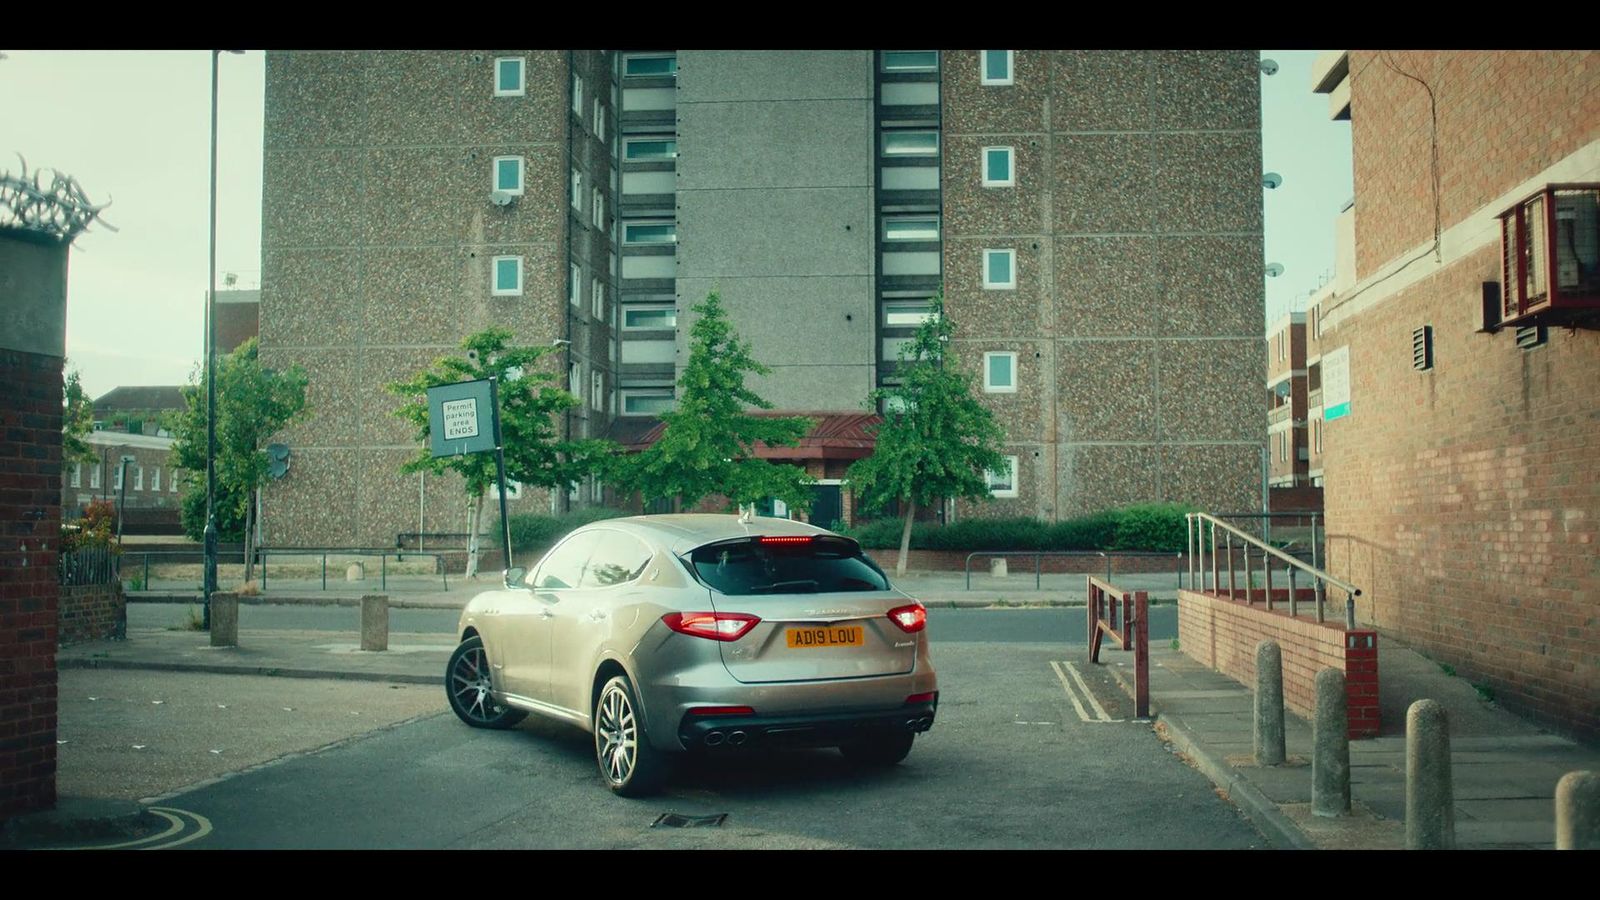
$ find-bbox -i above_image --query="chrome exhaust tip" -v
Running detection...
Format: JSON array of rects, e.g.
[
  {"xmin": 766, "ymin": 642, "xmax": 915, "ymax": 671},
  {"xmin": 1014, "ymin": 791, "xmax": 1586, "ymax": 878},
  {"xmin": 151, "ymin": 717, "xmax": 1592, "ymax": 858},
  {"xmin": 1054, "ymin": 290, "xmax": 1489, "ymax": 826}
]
[
  {"xmin": 727, "ymin": 731, "xmax": 748, "ymax": 746},
  {"xmin": 905, "ymin": 718, "xmax": 920, "ymax": 731},
  {"xmin": 705, "ymin": 731, "xmax": 725, "ymax": 747}
]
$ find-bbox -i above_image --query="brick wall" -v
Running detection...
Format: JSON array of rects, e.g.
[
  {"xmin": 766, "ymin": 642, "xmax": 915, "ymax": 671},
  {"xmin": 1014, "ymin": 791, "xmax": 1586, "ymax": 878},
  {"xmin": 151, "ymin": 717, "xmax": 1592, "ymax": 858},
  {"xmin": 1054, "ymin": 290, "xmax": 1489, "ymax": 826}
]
[
  {"xmin": 1349, "ymin": 50, "xmax": 1599, "ymax": 281},
  {"xmin": 1322, "ymin": 243, "xmax": 1600, "ymax": 741},
  {"xmin": 58, "ymin": 583, "xmax": 125, "ymax": 645},
  {"xmin": 1179, "ymin": 588, "xmax": 1380, "ymax": 738},
  {"xmin": 0, "ymin": 347, "xmax": 63, "ymax": 819}
]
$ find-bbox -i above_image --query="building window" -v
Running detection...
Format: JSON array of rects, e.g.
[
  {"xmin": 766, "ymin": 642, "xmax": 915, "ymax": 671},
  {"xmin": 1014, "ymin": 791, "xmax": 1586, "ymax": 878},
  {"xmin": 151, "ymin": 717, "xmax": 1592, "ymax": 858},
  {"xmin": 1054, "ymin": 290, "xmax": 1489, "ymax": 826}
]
[
  {"xmin": 151, "ymin": 467, "xmax": 160, "ymax": 492},
  {"xmin": 884, "ymin": 302, "xmax": 935, "ymax": 327},
  {"xmin": 593, "ymin": 280, "xmax": 606, "ymax": 320},
  {"xmin": 569, "ymin": 363, "xmax": 582, "ymax": 401},
  {"xmin": 91, "ymin": 464, "xmax": 101, "ymax": 490},
  {"xmin": 882, "ymin": 130, "xmax": 939, "ymax": 157},
  {"xmin": 114, "ymin": 464, "xmax": 123, "ymax": 491},
  {"xmin": 571, "ymin": 170, "xmax": 582, "ymax": 211},
  {"xmin": 570, "ymin": 263, "xmax": 582, "ymax": 307},
  {"xmin": 494, "ymin": 57, "xmax": 525, "ymax": 97},
  {"xmin": 133, "ymin": 466, "xmax": 144, "ymax": 491},
  {"xmin": 883, "ymin": 215, "xmax": 939, "ymax": 242},
  {"xmin": 1313, "ymin": 419, "xmax": 1322, "ymax": 454},
  {"xmin": 981, "ymin": 50, "xmax": 1014, "ymax": 86},
  {"xmin": 572, "ymin": 74, "xmax": 583, "ymax": 114},
  {"xmin": 982, "ymin": 147, "xmax": 1014, "ymax": 187},
  {"xmin": 984, "ymin": 352, "xmax": 1017, "ymax": 393},
  {"xmin": 623, "ymin": 53, "xmax": 677, "ymax": 77},
  {"xmin": 493, "ymin": 156, "xmax": 524, "ymax": 195},
  {"xmin": 170, "ymin": 471, "xmax": 178, "ymax": 492},
  {"xmin": 623, "ymin": 220, "xmax": 677, "ymax": 245},
  {"xmin": 591, "ymin": 371, "xmax": 604, "ymax": 412},
  {"xmin": 621, "ymin": 389, "xmax": 675, "ymax": 415},
  {"xmin": 987, "ymin": 456, "xmax": 1019, "ymax": 497},
  {"xmin": 623, "ymin": 304, "xmax": 677, "ymax": 330},
  {"xmin": 624, "ymin": 137, "xmax": 677, "ymax": 161},
  {"xmin": 71, "ymin": 463, "xmax": 81, "ymax": 488},
  {"xmin": 983, "ymin": 249, "xmax": 1016, "ymax": 290},
  {"xmin": 592, "ymin": 188, "xmax": 604, "ymax": 230},
  {"xmin": 882, "ymin": 50, "xmax": 938, "ymax": 72},
  {"xmin": 493, "ymin": 256, "xmax": 523, "ymax": 296},
  {"xmin": 593, "ymin": 98, "xmax": 605, "ymax": 143}
]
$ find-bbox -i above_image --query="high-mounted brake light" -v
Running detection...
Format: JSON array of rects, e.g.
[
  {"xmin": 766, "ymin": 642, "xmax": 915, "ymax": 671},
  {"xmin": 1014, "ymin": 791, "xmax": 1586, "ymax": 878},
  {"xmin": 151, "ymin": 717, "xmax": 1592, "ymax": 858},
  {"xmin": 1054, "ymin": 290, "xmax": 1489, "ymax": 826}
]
[
  {"xmin": 662, "ymin": 611, "xmax": 761, "ymax": 642},
  {"xmin": 887, "ymin": 603, "xmax": 928, "ymax": 633},
  {"xmin": 758, "ymin": 535, "xmax": 814, "ymax": 544}
]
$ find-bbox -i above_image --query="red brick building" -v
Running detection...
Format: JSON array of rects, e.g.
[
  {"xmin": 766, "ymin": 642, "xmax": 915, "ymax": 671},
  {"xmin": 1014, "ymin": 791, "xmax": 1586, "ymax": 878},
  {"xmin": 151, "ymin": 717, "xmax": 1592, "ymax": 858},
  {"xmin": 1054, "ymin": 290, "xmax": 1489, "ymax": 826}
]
[{"xmin": 1310, "ymin": 50, "xmax": 1599, "ymax": 741}]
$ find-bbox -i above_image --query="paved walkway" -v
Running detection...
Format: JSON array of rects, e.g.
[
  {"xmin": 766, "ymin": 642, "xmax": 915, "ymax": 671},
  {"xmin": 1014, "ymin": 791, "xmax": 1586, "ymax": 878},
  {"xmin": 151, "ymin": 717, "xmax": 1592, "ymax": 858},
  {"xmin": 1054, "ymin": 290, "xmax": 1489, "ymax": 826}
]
[{"xmin": 33, "ymin": 575, "xmax": 1600, "ymax": 850}]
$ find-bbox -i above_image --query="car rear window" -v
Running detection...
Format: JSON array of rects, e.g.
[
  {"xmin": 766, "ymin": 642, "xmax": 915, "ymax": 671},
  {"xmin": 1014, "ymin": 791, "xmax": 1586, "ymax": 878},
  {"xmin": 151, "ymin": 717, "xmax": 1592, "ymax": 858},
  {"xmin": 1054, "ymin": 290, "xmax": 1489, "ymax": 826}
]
[{"xmin": 687, "ymin": 537, "xmax": 890, "ymax": 596}]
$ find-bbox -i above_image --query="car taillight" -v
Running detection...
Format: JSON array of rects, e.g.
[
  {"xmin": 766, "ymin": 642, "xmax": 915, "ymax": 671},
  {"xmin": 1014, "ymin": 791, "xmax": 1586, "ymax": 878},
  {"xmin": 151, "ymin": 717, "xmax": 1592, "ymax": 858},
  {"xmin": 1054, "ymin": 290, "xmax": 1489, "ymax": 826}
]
[
  {"xmin": 662, "ymin": 611, "xmax": 761, "ymax": 642},
  {"xmin": 887, "ymin": 603, "xmax": 927, "ymax": 633},
  {"xmin": 905, "ymin": 692, "xmax": 938, "ymax": 705},
  {"xmin": 686, "ymin": 706, "xmax": 756, "ymax": 716}
]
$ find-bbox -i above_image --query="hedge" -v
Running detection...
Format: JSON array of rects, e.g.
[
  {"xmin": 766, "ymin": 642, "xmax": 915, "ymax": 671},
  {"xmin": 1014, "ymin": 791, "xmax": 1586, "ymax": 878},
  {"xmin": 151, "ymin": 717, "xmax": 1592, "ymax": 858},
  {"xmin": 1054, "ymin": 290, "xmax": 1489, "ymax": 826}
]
[
  {"xmin": 839, "ymin": 503, "xmax": 1196, "ymax": 553},
  {"xmin": 497, "ymin": 507, "xmax": 632, "ymax": 552}
]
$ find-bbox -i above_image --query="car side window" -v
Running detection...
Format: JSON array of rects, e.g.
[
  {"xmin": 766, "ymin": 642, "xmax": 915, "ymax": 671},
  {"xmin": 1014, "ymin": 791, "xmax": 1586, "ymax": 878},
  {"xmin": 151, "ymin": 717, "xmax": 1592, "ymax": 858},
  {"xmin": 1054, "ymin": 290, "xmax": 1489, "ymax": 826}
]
[
  {"xmin": 533, "ymin": 532, "xmax": 602, "ymax": 590},
  {"xmin": 579, "ymin": 530, "xmax": 654, "ymax": 589}
]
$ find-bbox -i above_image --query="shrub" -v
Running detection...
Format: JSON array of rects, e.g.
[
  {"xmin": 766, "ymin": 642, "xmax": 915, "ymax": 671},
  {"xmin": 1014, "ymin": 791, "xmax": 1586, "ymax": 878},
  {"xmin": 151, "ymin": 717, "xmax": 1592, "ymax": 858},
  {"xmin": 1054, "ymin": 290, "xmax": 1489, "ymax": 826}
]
[
  {"xmin": 498, "ymin": 507, "xmax": 631, "ymax": 553},
  {"xmin": 1109, "ymin": 503, "xmax": 1196, "ymax": 553},
  {"xmin": 843, "ymin": 503, "xmax": 1192, "ymax": 553}
]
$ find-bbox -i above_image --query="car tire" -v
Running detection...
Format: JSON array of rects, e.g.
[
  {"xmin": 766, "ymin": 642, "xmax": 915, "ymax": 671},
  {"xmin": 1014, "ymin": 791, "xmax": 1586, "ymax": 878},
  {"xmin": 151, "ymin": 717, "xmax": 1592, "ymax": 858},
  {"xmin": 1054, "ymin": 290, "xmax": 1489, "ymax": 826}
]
[
  {"xmin": 839, "ymin": 731, "xmax": 915, "ymax": 766},
  {"xmin": 595, "ymin": 674, "xmax": 668, "ymax": 797},
  {"xmin": 445, "ymin": 635, "xmax": 527, "ymax": 730}
]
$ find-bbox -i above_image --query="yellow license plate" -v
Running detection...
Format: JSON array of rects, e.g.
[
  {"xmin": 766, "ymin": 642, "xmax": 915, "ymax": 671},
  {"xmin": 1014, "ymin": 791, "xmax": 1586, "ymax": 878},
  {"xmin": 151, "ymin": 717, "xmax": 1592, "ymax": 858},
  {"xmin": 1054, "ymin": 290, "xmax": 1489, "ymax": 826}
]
[{"xmin": 786, "ymin": 625, "xmax": 864, "ymax": 649}]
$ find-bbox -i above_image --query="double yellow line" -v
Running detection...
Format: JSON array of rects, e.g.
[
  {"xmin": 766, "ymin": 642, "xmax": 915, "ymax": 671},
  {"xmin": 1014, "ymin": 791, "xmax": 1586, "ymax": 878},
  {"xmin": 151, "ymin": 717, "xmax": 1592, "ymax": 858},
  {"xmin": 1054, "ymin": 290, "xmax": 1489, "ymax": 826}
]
[
  {"xmin": 1050, "ymin": 661, "xmax": 1124, "ymax": 724},
  {"xmin": 47, "ymin": 807, "xmax": 212, "ymax": 851}
]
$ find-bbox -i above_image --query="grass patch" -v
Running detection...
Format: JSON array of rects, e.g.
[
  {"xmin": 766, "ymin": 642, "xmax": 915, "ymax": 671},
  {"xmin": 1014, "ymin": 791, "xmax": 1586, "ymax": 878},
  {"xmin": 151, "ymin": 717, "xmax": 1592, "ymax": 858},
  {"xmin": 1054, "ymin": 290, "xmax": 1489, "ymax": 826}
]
[
  {"xmin": 1471, "ymin": 682, "xmax": 1495, "ymax": 703},
  {"xmin": 166, "ymin": 606, "xmax": 206, "ymax": 632},
  {"xmin": 1439, "ymin": 663, "xmax": 1456, "ymax": 677},
  {"xmin": 1170, "ymin": 638, "xmax": 1181, "ymax": 650}
]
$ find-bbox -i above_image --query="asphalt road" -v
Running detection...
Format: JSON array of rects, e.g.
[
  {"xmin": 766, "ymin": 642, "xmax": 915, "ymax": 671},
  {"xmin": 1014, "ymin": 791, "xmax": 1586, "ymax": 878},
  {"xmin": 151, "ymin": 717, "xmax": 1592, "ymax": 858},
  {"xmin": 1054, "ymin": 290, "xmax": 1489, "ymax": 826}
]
[
  {"xmin": 67, "ymin": 642, "xmax": 1264, "ymax": 850},
  {"xmin": 127, "ymin": 603, "xmax": 1180, "ymax": 645}
]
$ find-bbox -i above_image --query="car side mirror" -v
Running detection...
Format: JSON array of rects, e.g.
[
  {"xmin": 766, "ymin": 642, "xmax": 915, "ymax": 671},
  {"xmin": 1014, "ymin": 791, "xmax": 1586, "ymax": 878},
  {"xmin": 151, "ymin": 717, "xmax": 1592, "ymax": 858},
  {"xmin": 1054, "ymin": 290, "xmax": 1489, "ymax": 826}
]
[{"xmin": 504, "ymin": 566, "xmax": 527, "ymax": 589}]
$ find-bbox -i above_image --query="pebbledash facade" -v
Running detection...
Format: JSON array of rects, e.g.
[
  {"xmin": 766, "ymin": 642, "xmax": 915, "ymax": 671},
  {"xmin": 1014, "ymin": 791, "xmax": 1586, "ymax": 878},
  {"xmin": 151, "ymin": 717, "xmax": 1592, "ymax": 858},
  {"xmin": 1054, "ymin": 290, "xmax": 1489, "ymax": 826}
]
[
  {"xmin": 1306, "ymin": 51, "xmax": 1599, "ymax": 740},
  {"xmin": 258, "ymin": 50, "xmax": 1266, "ymax": 549}
]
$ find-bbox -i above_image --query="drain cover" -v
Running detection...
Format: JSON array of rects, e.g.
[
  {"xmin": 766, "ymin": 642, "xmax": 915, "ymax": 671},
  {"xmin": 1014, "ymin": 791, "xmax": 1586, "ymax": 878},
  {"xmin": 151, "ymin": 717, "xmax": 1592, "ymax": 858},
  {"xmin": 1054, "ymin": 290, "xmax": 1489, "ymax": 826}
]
[{"xmin": 651, "ymin": 813, "xmax": 728, "ymax": 828}]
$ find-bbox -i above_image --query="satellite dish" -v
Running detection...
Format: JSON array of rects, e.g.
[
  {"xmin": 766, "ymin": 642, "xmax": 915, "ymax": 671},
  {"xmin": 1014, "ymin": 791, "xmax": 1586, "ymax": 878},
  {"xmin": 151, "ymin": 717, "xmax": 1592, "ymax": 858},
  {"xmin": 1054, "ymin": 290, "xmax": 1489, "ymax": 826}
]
[
  {"xmin": 1259, "ymin": 58, "xmax": 1279, "ymax": 75},
  {"xmin": 1265, "ymin": 263, "xmax": 1285, "ymax": 278},
  {"xmin": 491, "ymin": 190, "xmax": 515, "ymax": 207},
  {"xmin": 266, "ymin": 443, "xmax": 291, "ymax": 479},
  {"xmin": 1262, "ymin": 172, "xmax": 1283, "ymax": 189}
]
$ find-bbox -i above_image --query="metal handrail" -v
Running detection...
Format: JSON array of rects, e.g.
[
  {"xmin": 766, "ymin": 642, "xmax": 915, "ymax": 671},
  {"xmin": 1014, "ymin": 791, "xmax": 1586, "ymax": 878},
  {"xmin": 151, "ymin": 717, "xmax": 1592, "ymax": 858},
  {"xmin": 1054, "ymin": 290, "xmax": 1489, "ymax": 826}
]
[{"xmin": 1186, "ymin": 512, "xmax": 1360, "ymax": 628}]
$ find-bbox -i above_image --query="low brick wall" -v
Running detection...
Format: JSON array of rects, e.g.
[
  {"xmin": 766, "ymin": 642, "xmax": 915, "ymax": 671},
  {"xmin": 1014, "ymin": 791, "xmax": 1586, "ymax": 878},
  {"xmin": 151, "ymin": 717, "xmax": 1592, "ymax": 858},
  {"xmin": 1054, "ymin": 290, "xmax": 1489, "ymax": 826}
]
[
  {"xmin": 864, "ymin": 548, "xmax": 1184, "ymax": 575},
  {"xmin": 58, "ymin": 582, "xmax": 126, "ymax": 644},
  {"xmin": 1178, "ymin": 588, "xmax": 1379, "ymax": 738}
]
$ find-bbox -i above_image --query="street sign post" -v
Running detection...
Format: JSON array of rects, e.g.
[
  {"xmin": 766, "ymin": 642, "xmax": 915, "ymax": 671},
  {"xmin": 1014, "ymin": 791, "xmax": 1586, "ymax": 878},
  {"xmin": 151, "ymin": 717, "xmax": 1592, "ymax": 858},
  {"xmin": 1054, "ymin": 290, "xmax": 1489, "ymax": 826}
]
[{"xmin": 426, "ymin": 378, "xmax": 514, "ymax": 571}]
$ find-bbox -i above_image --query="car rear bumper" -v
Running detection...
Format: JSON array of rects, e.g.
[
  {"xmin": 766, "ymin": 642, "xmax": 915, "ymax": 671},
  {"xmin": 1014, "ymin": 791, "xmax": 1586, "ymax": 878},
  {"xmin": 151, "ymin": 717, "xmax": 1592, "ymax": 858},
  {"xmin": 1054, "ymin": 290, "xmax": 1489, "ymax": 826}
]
[{"xmin": 677, "ymin": 696, "xmax": 938, "ymax": 751}]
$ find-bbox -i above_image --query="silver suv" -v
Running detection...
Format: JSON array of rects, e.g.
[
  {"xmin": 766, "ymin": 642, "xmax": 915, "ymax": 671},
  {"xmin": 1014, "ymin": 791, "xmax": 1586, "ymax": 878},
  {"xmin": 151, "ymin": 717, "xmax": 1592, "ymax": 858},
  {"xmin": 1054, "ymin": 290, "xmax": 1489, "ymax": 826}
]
[{"xmin": 446, "ymin": 514, "xmax": 938, "ymax": 796}]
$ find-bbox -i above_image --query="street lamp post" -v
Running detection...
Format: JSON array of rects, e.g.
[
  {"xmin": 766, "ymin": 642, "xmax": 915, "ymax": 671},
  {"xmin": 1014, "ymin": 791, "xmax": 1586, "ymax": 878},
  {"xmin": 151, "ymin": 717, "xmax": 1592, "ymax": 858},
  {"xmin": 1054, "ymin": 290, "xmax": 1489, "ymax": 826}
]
[{"xmin": 204, "ymin": 49, "xmax": 245, "ymax": 630}]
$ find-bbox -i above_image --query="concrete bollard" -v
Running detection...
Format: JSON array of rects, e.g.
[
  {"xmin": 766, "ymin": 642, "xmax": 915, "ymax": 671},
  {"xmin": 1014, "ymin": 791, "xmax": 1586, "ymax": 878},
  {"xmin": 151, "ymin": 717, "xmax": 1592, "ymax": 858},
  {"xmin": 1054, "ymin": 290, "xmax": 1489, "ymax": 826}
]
[
  {"xmin": 209, "ymin": 592, "xmax": 238, "ymax": 648},
  {"xmin": 360, "ymin": 594, "xmax": 389, "ymax": 652},
  {"xmin": 1313, "ymin": 667, "xmax": 1351, "ymax": 817},
  {"xmin": 1555, "ymin": 770, "xmax": 1599, "ymax": 850},
  {"xmin": 1406, "ymin": 699, "xmax": 1455, "ymax": 850},
  {"xmin": 990, "ymin": 558, "xmax": 1008, "ymax": 578},
  {"xmin": 345, "ymin": 562, "xmax": 365, "ymax": 582},
  {"xmin": 1254, "ymin": 640, "xmax": 1286, "ymax": 766}
]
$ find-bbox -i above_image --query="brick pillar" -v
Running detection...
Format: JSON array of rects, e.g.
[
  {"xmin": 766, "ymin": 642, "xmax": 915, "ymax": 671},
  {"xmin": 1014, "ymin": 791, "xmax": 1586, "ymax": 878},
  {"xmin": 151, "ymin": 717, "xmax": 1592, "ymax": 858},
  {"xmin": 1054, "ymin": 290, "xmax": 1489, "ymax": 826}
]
[
  {"xmin": 1344, "ymin": 630, "xmax": 1380, "ymax": 738},
  {"xmin": 0, "ymin": 347, "xmax": 64, "ymax": 819}
]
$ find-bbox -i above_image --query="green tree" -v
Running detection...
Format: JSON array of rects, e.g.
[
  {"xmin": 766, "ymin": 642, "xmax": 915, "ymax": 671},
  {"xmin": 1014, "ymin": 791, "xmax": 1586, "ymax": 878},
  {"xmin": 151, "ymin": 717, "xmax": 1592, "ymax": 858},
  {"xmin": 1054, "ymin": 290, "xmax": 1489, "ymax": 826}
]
[
  {"xmin": 386, "ymin": 329, "xmax": 614, "ymax": 579},
  {"xmin": 610, "ymin": 291, "xmax": 815, "ymax": 513},
  {"xmin": 170, "ymin": 338, "xmax": 310, "ymax": 580},
  {"xmin": 846, "ymin": 290, "xmax": 1008, "ymax": 576},
  {"xmin": 61, "ymin": 365, "xmax": 97, "ymax": 468}
]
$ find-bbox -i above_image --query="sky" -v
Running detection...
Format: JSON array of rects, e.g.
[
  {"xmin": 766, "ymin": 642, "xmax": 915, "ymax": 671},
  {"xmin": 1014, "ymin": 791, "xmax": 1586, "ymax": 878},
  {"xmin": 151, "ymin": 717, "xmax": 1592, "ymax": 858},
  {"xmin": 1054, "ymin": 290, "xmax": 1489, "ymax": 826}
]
[{"xmin": 0, "ymin": 49, "xmax": 1351, "ymax": 399}]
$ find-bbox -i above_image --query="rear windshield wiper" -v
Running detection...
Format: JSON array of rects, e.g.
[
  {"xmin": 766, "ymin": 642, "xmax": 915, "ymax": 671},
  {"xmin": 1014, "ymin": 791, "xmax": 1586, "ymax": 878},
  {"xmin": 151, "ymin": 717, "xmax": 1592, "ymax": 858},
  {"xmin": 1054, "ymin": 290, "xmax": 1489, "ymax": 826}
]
[{"xmin": 751, "ymin": 580, "xmax": 821, "ymax": 594}]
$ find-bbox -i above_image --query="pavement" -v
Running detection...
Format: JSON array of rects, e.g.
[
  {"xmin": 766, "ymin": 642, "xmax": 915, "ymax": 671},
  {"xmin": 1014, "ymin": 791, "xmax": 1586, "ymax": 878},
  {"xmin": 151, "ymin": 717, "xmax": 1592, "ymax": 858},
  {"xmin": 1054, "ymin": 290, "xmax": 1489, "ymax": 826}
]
[{"xmin": 9, "ymin": 569, "xmax": 1598, "ymax": 850}]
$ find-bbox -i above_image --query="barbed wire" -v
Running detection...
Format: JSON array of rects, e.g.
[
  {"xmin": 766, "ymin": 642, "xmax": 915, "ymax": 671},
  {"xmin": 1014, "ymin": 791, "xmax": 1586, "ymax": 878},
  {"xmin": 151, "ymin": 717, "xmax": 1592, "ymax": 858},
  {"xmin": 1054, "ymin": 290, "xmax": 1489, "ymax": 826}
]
[{"xmin": 0, "ymin": 154, "xmax": 116, "ymax": 244}]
